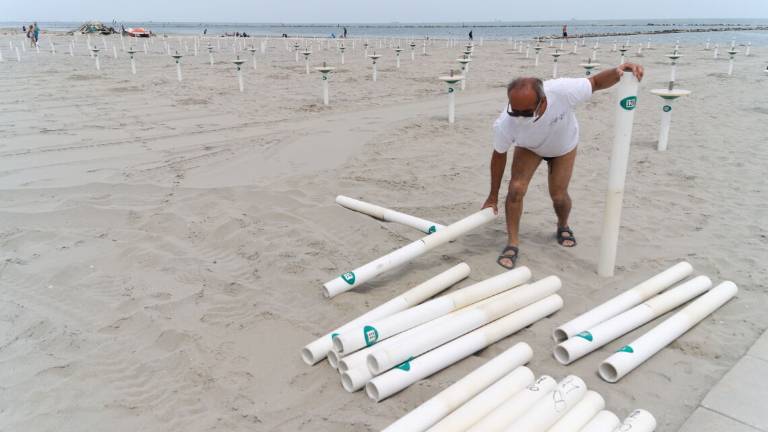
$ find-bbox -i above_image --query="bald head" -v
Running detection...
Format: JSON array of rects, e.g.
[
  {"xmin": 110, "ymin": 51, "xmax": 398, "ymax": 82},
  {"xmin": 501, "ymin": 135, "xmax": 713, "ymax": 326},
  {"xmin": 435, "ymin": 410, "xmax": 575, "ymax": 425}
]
[{"xmin": 507, "ymin": 77, "xmax": 545, "ymax": 112}]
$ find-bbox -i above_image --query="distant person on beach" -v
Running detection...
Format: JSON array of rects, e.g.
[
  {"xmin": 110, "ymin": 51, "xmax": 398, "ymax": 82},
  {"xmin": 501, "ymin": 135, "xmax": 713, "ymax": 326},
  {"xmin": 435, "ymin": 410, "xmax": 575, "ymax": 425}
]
[
  {"xmin": 343, "ymin": 27, "xmax": 348, "ymax": 38},
  {"xmin": 483, "ymin": 62, "xmax": 644, "ymax": 269},
  {"xmin": 203, "ymin": 28, "xmax": 207, "ymax": 35},
  {"xmin": 562, "ymin": 25, "xmax": 568, "ymax": 41},
  {"xmin": 469, "ymin": 30, "xmax": 473, "ymax": 41},
  {"xmin": 33, "ymin": 22, "xmax": 40, "ymax": 45},
  {"xmin": 22, "ymin": 25, "xmax": 26, "ymax": 33}
]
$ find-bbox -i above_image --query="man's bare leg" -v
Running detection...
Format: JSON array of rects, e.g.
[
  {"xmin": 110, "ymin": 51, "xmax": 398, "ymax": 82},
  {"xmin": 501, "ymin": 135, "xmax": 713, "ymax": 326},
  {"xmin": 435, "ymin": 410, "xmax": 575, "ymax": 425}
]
[
  {"xmin": 499, "ymin": 147, "xmax": 542, "ymax": 268},
  {"xmin": 547, "ymin": 146, "xmax": 578, "ymax": 246}
]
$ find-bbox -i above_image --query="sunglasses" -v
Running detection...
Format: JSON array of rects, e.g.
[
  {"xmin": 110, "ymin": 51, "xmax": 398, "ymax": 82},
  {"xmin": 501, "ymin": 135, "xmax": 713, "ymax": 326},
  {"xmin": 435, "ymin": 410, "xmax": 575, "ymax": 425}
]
[{"xmin": 507, "ymin": 97, "xmax": 543, "ymax": 121}]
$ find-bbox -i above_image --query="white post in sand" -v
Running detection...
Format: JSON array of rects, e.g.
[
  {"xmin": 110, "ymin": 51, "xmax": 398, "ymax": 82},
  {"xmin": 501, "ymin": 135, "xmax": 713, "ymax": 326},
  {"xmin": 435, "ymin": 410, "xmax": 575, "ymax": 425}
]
[
  {"xmin": 597, "ymin": 73, "xmax": 639, "ymax": 277},
  {"xmin": 126, "ymin": 47, "xmax": 138, "ymax": 75},
  {"xmin": 705, "ymin": 38, "xmax": 711, "ymax": 50},
  {"xmin": 409, "ymin": 41, "xmax": 416, "ymax": 60},
  {"xmin": 551, "ymin": 50, "xmax": 561, "ymax": 78},
  {"xmin": 207, "ymin": 44, "xmax": 215, "ymax": 66},
  {"xmin": 580, "ymin": 59, "xmax": 600, "ymax": 76},
  {"xmin": 666, "ymin": 51, "xmax": 681, "ymax": 84},
  {"xmin": 651, "ymin": 84, "xmax": 690, "ymax": 152},
  {"xmin": 618, "ymin": 45, "xmax": 628, "ymax": 64},
  {"xmin": 533, "ymin": 45, "xmax": 542, "ymax": 67},
  {"xmin": 339, "ymin": 44, "xmax": 346, "ymax": 64},
  {"xmin": 592, "ymin": 44, "xmax": 598, "ymax": 61},
  {"xmin": 745, "ymin": 42, "xmax": 751, "ymax": 56},
  {"xmin": 112, "ymin": 44, "xmax": 118, "ymax": 59},
  {"xmin": 90, "ymin": 46, "xmax": 101, "ymax": 71},
  {"xmin": 525, "ymin": 44, "xmax": 530, "ymax": 58},
  {"xmin": 314, "ymin": 62, "xmax": 336, "ymax": 105},
  {"xmin": 247, "ymin": 46, "xmax": 257, "ymax": 69},
  {"xmin": 15, "ymin": 46, "xmax": 20, "ymax": 62},
  {"xmin": 0, "ymin": 49, "xmax": 3, "ymax": 62},
  {"xmin": 171, "ymin": 51, "xmax": 183, "ymax": 82},
  {"xmin": 394, "ymin": 46, "xmax": 403, "ymax": 68},
  {"xmin": 50, "ymin": 42, "xmax": 55, "ymax": 55},
  {"xmin": 422, "ymin": 38, "xmax": 427, "ymax": 56},
  {"xmin": 294, "ymin": 42, "xmax": 300, "ymax": 62},
  {"xmin": 368, "ymin": 52, "xmax": 381, "ymax": 81},
  {"xmin": 457, "ymin": 57, "xmax": 471, "ymax": 90},
  {"xmin": 727, "ymin": 48, "xmax": 738, "ymax": 75},
  {"xmin": 439, "ymin": 70, "xmax": 465, "ymax": 124},
  {"xmin": 232, "ymin": 56, "xmax": 246, "ymax": 92},
  {"xmin": 363, "ymin": 41, "xmax": 369, "ymax": 57},
  {"xmin": 302, "ymin": 49, "xmax": 312, "ymax": 74},
  {"xmin": 713, "ymin": 43, "xmax": 719, "ymax": 59}
]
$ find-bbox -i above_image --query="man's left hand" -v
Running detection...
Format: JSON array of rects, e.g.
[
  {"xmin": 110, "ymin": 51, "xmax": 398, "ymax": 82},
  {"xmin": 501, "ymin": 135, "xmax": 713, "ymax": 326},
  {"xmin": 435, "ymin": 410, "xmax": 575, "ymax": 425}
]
[{"xmin": 617, "ymin": 63, "xmax": 644, "ymax": 81}]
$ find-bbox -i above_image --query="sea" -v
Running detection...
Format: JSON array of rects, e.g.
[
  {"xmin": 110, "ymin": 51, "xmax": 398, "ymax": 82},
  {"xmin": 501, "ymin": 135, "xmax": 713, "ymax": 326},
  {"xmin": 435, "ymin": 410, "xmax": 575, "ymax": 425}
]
[{"xmin": 4, "ymin": 19, "xmax": 768, "ymax": 45}]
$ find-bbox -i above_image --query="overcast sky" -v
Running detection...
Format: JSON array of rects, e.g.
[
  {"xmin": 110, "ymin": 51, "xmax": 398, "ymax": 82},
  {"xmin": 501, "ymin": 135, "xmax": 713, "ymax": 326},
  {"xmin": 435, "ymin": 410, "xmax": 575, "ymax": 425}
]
[{"xmin": 2, "ymin": 0, "xmax": 767, "ymax": 23}]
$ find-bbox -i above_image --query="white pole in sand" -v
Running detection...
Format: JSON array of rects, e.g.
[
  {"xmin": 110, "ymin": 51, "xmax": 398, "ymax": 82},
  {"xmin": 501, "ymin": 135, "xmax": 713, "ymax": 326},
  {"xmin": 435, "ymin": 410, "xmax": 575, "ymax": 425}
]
[
  {"xmin": 91, "ymin": 46, "xmax": 101, "ymax": 71},
  {"xmin": 457, "ymin": 57, "xmax": 471, "ymax": 90},
  {"xmin": 368, "ymin": 52, "xmax": 381, "ymax": 81},
  {"xmin": 302, "ymin": 49, "xmax": 311, "ymax": 74},
  {"xmin": 171, "ymin": 51, "xmax": 183, "ymax": 82},
  {"xmin": 112, "ymin": 44, "xmax": 118, "ymax": 59},
  {"xmin": 15, "ymin": 46, "xmax": 21, "ymax": 62},
  {"xmin": 247, "ymin": 46, "xmax": 257, "ymax": 69},
  {"xmin": 294, "ymin": 42, "xmax": 300, "ymax": 62},
  {"xmin": 50, "ymin": 42, "xmax": 56, "ymax": 55},
  {"xmin": 207, "ymin": 44, "xmax": 215, "ymax": 66},
  {"xmin": 597, "ymin": 73, "xmax": 639, "ymax": 277},
  {"xmin": 651, "ymin": 86, "xmax": 690, "ymax": 152},
  {"xmin": 745, "ymin": 42, "xmax": 751, "ymax": 56},
  {"xmin": 618, "ymin": 45, "xmax": 628, "ymax": 64},
  {"xmin": 440, "ymin": 70, "xmax": 465, "ymax": 124},
  {"xmin": 69, "ymin": 41, "xmax": 74, "ymax": 56},
  {"xmin": 315, "ymin": 62, "xmax": 336, "ymax": 105},
  {"xmin": 533, "ymin": 45, "xmax": 541, "ymax": 67},
  {"xmin": 339, "ymin": 44, "xmax": 346, "ymax": 65},
  {"xmin": 705, "ymin": 38, "xmax": 711, "ymax": 50},
  {"xmin": 666, "ymin": 51, "xmax": 681, "ymax": 84},
  {"xmin": 394, "ymin": 46, "xmax": 403, "ymax": 68},
  {"xmin": 727, "ymin": 49, "xmax": 738, "ymax": 75},
  {"xmin": 551, "ymin": 50, "xmax": 561, "ymax": 78},
  {"xmin": 409, "ymin": 41, "xmax": 416, "ymax": 61},
  {"xmin": 233, "ymin": 57, "xmax": 246, "ymax": 92},
  {"xmin": 127, "ymin": 47, "xmax": 138, "ymax": 75},
  {"xmin": 713, "ymin": 44, "xmax": 719, "ymax": 59},
  {"xmin": 422, "ymin": 38, "xmax": 427, "ymax": 56}
]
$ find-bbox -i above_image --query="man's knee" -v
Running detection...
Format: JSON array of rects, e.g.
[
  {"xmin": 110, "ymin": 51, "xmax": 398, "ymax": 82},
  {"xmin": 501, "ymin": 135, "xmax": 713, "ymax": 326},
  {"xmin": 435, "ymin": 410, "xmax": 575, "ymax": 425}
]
[{"xmin": 507, "ymin": 180, "xmax": 529, "ymax": 203}]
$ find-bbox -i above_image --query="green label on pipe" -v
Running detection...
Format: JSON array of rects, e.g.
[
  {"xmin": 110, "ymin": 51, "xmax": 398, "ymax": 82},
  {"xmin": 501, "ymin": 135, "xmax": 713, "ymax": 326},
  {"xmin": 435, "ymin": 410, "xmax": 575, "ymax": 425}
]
[
  {"xmin": 617, "ymin": 345, "xmax": 634, "ymax": 353},
  {"xmin": 341, "ymin": 272, "xmax": 356, "ymax": 285},
  {"xmin": 620, "ymin": 96, "xmax": 637, "ymax": 110},
  {"xmin": 663, "ymin": 105, "xmax": 672, "ymax": 112},
  {"xmin": 331, "ymin": 332, "xmax": 339, "ymax": 340},
  {"xmin": 396, "ymin": 356, "xmax": 415, "ymax": 371},
  {"xmin": 428, "ymin": 225, "xmax": 437, "ymax": 234},
  {"xmin": 448, "ymin": 87, "xmax": 454, "ymax": 93},
  {"xmin": 576, "ymin": 331, "xmax": 594, "ymax": 342},
  {"xmin": 364, "ymin": 326, "xmax": 379, "ymax": 346}
]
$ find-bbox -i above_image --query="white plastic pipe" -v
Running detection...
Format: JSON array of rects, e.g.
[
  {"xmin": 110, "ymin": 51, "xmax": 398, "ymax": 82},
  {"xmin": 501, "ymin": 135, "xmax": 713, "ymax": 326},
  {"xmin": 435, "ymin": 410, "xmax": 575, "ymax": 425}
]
[
  {"xmin": 176, "ymin": 63, "xmax": 183, "ymax": 82},
  {"xmin": 597, "ymin": 73, "xmax": 639, "ymax": 277},
  {"xmin": 112, "ymin": 45, "xmax": 117, "ymax": 59},
  {"xmin": 467, "ymin": 375, "xmax": 557, "ymax": 432},
  {"xmin": 552, "ymin": 59, "xmax": 558, "ymax": 79},
  {"xmin": 502, "ymin": 375, "xmax": 587, "ymax": 432},
  {"xmin": 237, "ymin": 69, "xmax": 244, "ymax": 92},
  {"xmin": 335, "ymin": 195, "xmax": 445, "ymax": 234},
  {"xmin": 578, "ymin": 410, "xmax": 621, "ymax": 432},
  {"xmin": 94, "ymin": 53, "xmax": 100, "ymax": 71},
  {"xmin": 367, "ymin": 276, "xmax": 561, "ymax": 375},
  {"xmin": 728, "ymin": 57, "xmax": 735, "ymax": 76},
  {"xmin": 599, "ymin": 281, "xmax": 737, "ymax": 383},
  {"xmin": 547, "ymin": 390, "xmax": 605, "ymax": 432},
  {"xmin": 553, "ymin": 261, "xmax": 692, "ymax": 342},
  {"xmin": 130, "ymin": 57, "xmax": 136, "ymax": 75},
  {"xmin": 657, "ymin": 99, "xmax": 674, "ymax": 152},
  {"xmin": 555, "ymin": 275, "xmax": 711, "ymax": 365},
  {"xmin": 366, "ymin": 295, "xmax": 563, "ymax": 402},
  {"xmin": 381, "ymin": 343, "xmax": 533, "ymax": 432},
  {"xmin": 334, "ymin": 266, "xmax": 530, "ymax": 355},
  {"xmin": 426, "ymin": 366, "xmax": 535, "ymax": 432},
  {"xmin": 301, "ymin": 263, "xmax": 470, "ymax": 365},
  {"xmin": 322, "ymin": 208, "xmax": 495, "ymax": 298},
  {"xmin": 322, "ymin": 77, "xmax": 329, "ymax": 105},
  {"xmin": 616, "ymin": 409, "xmax": 656, "ymax": 432},
  {"xmin": 373, "ymin": 61, "xmax": 378, "ymax": 81},
  {"xmin": 448, "ymin": 85, "xmax": 456, "ymax": 123}
]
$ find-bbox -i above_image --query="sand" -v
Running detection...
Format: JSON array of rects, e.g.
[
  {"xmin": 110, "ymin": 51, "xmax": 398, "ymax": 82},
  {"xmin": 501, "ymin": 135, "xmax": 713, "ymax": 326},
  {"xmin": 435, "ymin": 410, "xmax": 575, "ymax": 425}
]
[{"xmin": 0, "ymin": 32, "xmax": 766, "ymax": 431}]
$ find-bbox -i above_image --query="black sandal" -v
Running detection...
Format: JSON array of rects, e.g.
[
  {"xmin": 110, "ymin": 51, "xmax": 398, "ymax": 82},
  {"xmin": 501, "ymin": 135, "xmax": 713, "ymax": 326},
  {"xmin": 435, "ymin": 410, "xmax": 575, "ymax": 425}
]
[
  {"xmin": 557, "ymin": 226, "xmax": 577, "ymax": 247},
  {"xmin": 497, "ymin": 245, "xmax": 519, "ymax": 269}
]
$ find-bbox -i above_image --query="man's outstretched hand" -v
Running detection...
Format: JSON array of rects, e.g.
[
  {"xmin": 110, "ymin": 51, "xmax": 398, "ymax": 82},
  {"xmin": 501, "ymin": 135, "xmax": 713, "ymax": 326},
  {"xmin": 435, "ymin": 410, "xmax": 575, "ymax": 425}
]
[{"xmin": 617, "ymin": 62, "xmax": 644, "ymax": 81}]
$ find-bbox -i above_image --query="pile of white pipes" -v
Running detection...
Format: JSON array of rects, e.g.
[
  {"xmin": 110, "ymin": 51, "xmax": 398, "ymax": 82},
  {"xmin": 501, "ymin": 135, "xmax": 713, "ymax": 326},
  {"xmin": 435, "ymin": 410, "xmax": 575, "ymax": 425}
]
[
  {"xmin": 552, "ymin": 261, "xmax": 738, "ymax": 382},
  {"xmin": 383, "ymin": 343, "xmax": 657, "ymax": 432}
]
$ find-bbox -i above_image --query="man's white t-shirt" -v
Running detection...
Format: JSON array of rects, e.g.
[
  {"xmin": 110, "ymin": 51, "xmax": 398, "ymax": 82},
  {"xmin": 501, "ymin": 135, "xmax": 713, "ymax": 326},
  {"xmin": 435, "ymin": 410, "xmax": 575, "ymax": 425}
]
[{"xmin": 493, "ymin": 77, "xmax": 593, "ymax": 158}]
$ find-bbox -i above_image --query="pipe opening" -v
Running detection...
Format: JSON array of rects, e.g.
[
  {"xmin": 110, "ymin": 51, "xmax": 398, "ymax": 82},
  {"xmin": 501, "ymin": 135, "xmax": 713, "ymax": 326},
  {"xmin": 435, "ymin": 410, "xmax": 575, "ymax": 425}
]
[
  {"xmin": 367, "ymin": 354, "xmax": 381, "ymax": 375},
  {"xmin": 327, "ymin": 350, "xmax": 340, "ymax": 369},
  {"xmin": 598, "ymin": 362, "xmax": 619, "ymax": 383},
  {"xmin": 553, "ymin": 328, "xmax": 568, "ymax": 343},
  {"xmin": 365, "ymin": 382, "xmax": 380, "ymax": 401},
  {"xmin": 332, "ymin": 335, "xmax": 344, "ymax": 353},
  {"xmin": 341, "ymin": 372, "xmax": 355, "ymax": 392},
  {"xmin": 301, "ymin": 348, "xmax": 315, "ymax": 365},
  {"xmin": 322, "ymin": 285, "xmax": 332, "ymax": 298},
  {"xmin": 553, "ymin": 346, "xmax": 571, "ymax": 364}
]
